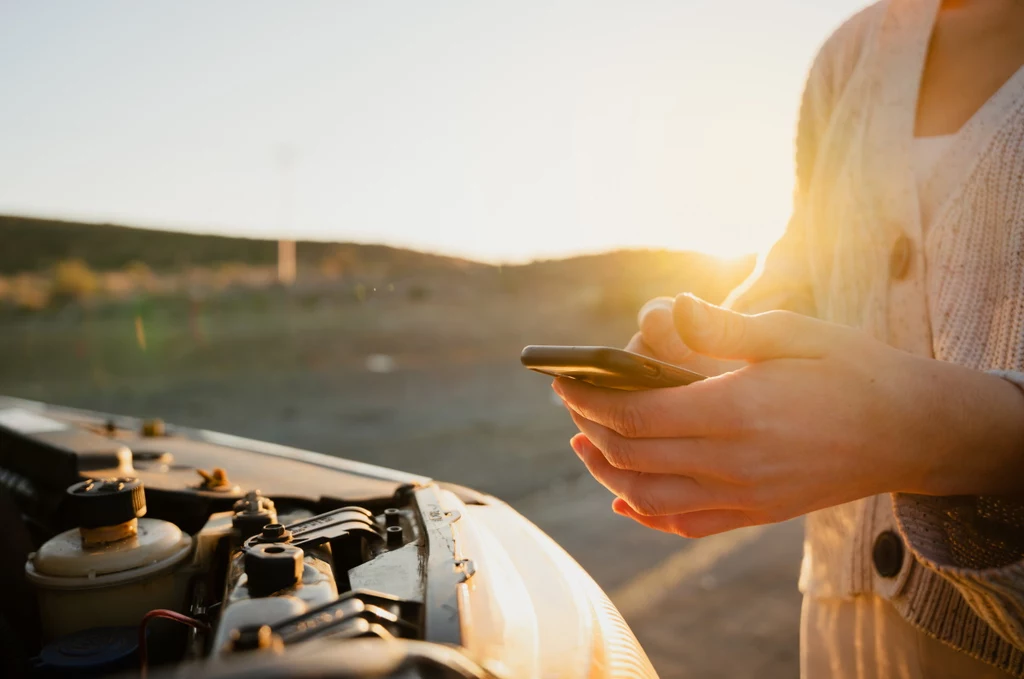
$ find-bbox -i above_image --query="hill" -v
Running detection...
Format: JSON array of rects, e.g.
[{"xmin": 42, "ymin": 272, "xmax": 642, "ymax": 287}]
[
  {"xmin": 0, "ymin": 215, "xmax": 482, "ymax": 276},
  {"xmin": 0, "ymin": 214, "xmax": 756, "ymax": 310}
]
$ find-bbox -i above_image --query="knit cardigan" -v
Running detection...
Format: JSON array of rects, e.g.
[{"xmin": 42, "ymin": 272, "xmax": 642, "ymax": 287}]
[{"xmin": 723, "ymin": 0, "xmax": 1024, "ymax": 674}]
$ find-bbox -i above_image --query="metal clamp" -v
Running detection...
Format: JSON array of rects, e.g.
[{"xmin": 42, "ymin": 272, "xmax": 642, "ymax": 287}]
[{"xmin": 243, "ymin": 506, "xmax": 384, "ymax": 552}]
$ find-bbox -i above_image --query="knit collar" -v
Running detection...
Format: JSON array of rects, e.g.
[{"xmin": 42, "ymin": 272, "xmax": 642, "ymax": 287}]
[
  {"xmin": 875, "ymin": 0, "xmax": 1024, "ymax": 230},
  {"xmin": 919, "ymin": 69, "xmax": 1024, "ymax": 230},
  {"xmin": 869, "ymin": 0, "xmax": 940, "ymax": 244}
]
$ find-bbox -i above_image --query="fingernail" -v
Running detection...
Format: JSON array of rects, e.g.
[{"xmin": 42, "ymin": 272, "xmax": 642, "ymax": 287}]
[{"xmin": 569, "ymin": 434, "xmax": 586, "ymax": 457}]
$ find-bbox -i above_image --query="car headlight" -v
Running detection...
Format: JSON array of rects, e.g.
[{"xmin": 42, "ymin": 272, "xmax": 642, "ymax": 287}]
[{"xmin": 440, "ymin": 490, "xmax": 658, "ymax": 679}]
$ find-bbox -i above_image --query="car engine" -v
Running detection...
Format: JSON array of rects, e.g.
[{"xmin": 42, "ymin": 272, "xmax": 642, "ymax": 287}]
[
  {"xmin": 0, "ymin": 402, "xmax": 487, "ymax": 678},
  {"xmin": 0, "ymin": 397, "xmax": 660, "ymax": 679}
]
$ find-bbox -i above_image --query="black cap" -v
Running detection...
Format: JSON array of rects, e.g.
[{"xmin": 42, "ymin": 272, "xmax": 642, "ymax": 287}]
[
  {"xmin": 66, "ymin": 478, "xmax": 147, "ymax": 529},
  {"xmin": 244, "ymin": 543, "xmax": 303, "ymax": 597}
]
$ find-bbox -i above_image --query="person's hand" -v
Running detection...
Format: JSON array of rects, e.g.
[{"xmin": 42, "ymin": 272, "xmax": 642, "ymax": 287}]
[
  {"xmin": 626, "ymin": 296, "xmax": 740, "ymax": 377},
  {"xmin": 556, "ymin": 294, "xmax": 1024, "ymax": 538}
]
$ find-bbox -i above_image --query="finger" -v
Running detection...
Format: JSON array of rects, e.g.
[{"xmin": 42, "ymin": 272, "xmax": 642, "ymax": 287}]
[
  {"xmin": 673, "ymin": 294, "xmax": 837, "ymax": 361},
  {"xmin": 624, "ymin": 332, "xmax": 655, "ymax": 356},
  {"xmin": 570, "ymin": 434, "xmax": 734, "ymax": 516},
  {"xmin": 629, "ymin": 332, "xmax": 741, "ymax": 379},
  {"xmin": 568, "ymin": 409, "xmax": 731, "ymax": 479},
  {"xmin": 553, "ymin": 375, "xmax": 730, "ymax": 438},
  {"xmin": 638, "ymin": 297, "xmax": 693, "ymax": 363},
  {"xmin": 612, "ymin": 498, "xmax": 756, "ymax": 538}
]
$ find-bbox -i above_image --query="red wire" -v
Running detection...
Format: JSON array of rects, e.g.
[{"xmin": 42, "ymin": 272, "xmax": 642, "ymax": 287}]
[{"xmin": 138, "ymin": 609, "xmax": 211, "ymax": 678}]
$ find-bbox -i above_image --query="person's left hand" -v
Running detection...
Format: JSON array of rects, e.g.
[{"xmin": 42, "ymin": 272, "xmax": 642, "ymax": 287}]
[{"xmin": 554, "ymin": 294, "xmax": 1024, "ymax": 538}]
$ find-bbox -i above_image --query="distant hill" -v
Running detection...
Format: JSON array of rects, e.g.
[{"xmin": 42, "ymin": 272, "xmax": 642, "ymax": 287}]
[
  {"xmin": 0, "ymin": 215, "xmax": 756, "ymax": 304},
  {"xmin": 0, "ymin": 215, "xmax": 483, "ymax": 276}
]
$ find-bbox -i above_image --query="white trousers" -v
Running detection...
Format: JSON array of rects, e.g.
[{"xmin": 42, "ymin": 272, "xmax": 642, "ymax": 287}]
[{"xmin": 801, "ymin": 595, "xmax": 1015, "ymax": 679}]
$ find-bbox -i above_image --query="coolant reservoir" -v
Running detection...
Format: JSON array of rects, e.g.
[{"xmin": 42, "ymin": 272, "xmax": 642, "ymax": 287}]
[{"xmin": 25, "ymin": 477, "xmax": 193, "ymax": 639}]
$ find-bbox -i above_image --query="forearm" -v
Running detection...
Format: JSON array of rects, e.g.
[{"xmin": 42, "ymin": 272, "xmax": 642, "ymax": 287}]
[
  {"xmin": 892, "ymin": 362, "xmax": 1024, "ymax": 654},
  {"xmin": 904, "ymin": 356, "xmax": 1024, "ymax": 497}
]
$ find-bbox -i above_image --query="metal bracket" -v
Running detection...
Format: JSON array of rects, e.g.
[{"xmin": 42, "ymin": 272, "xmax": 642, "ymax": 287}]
[
  {"xmin": 243, "ymin": 506, "xmax": 383, "ymax": 551},
  {"xmin": 276, "ymin": 589, "xmax": 417, "ymax": 644}
]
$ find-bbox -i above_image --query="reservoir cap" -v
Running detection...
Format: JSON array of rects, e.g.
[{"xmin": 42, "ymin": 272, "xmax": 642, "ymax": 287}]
[{"xmin": 67, "ymin": 477, "xmax": 147, "ymax": 528}]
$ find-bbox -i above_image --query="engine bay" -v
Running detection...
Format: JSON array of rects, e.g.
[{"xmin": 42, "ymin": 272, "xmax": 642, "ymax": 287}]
[{"xmin": 0, "ymin": 400, "xmax": 487, "ymax": 678}]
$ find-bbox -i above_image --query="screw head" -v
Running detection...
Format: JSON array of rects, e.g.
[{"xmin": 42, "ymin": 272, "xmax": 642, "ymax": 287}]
[
  {"xmin": 386, "ymin": 524, "xmax": 403, "ymax": 547},
  {"xmin": 260, "ymin": 523, "xmax": 291, "ymax": 542}
]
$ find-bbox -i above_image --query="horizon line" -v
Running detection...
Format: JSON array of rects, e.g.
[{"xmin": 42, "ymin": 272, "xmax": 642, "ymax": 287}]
[{"xmin": 1, "ymin": 210, "xmax": 757, "ymax": 267}]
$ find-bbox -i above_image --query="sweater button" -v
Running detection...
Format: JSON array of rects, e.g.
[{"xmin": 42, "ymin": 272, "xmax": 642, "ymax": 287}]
[
  {"xmin": 873, "ymin": 530, "xmax": 904, "ymax": 578},
  {"xmin": 889, "ymin": 235, "xmax": 912, "ymax": 280}
]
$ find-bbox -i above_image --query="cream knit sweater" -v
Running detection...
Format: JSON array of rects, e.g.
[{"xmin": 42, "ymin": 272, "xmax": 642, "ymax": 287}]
[{"xmin": 723, "ymin": 0, "xmax": 1024, "ymax": 674}]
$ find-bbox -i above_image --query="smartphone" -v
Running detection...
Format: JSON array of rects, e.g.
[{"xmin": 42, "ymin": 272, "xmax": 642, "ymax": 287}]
[{"xmin": 520, "ymin": 345, "xmax": 706, "ymax": 390}]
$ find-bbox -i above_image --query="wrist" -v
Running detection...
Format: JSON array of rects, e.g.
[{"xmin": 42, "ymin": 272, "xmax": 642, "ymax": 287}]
[{"xmin": 907, "ymin": 358, "xmax": 1024, "ymax": 496}]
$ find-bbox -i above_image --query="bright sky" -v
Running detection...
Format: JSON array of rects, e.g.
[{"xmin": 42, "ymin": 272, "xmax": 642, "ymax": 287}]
[{"xmin": 0, "ymin": 1, "xmax": 866, "ymax": 263}]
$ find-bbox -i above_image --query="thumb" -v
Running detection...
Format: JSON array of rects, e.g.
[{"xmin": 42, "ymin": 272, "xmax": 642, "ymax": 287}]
[{"xmin": 672, "ymin": 294, "xmax": 830, "ymax": 361}]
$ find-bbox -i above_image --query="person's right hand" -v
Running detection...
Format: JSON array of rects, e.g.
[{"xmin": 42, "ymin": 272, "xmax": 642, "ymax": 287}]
[{"xmin": 626, "ymin": 295, "xmax": 740, "ymax": 376}]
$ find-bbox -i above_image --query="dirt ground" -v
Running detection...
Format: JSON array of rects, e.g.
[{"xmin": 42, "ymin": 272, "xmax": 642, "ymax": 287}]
[{"xmin": 0, "ymin": 277, "xmax": 802, "ymax": 678}]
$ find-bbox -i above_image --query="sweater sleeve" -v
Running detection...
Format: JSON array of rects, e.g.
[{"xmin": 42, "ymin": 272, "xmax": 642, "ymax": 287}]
[
  {"xmin": 893, "ymin": 370, "xmax": 1024, "ymax": 652},
  {"xmin": 722, "ymin": 192, "xmax": 817, "ymax": 315},
  {"xmin": 721, "ymin": 107, "xmax": 819, "ymax": 315},
  {"xmin": 722, "ymin": 20, "xmax": 834, "ymax": 316},
  {"xmin": 724, "ymin": 2, "xmax": 881, "ymax": 317}
]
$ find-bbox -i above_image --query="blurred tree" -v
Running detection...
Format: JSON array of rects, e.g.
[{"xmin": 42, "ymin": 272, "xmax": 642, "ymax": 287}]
[
  {"xmin": 51, "ymin": 259, "xmax": 98, "ymax": 301},
  {"xmin": 10, "ymin": 274, "xmax": 50, "ymax": 311},
  {"xmin": 123, "ymin": 260, "xmax": 157, "ymax": 292}
]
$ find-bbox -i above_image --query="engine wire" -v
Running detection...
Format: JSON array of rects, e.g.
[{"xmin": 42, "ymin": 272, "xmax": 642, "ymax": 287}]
[{"xmin": 138, "ymin": 609, "xmax": 210, "ymax": 679}]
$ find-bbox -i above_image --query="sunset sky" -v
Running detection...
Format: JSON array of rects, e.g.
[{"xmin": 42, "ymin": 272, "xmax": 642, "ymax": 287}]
[{"xmin": 0, "ymin": 1, "xmax": 866, "ymax": 262}]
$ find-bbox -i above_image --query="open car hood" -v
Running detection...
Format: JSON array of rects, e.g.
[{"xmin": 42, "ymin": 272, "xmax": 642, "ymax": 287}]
[{"xmin": 0, "ymin": 396, "xmax": 657, "ymax": 679}]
